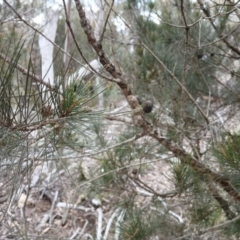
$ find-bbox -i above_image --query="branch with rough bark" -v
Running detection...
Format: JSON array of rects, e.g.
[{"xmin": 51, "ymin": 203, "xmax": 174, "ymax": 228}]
[{"xmin": 72, "ymin": 0, "xmax": 240, "ymax": 203}]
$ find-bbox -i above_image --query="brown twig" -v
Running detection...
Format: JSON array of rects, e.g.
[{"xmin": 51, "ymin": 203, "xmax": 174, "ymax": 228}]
[
  {"xmin": 197, "ymin": 0, "xmax": 240, "ymax": 56},
  {"xmin": 62, "ymin": 0, "xmax": 106, "ymax": 80},
  {"xmin": 74, "ymin": 0, "xmax": 121, "ymax": 79},
  {"xmin": 0, "ymin": 52, "xmax": 54, "ymax": 90},
  {"xmin": 150, "ymin": 133, "xmax": 240, "ymax": 202},
  {"xmin": 180, "ymin": 0, "xmax": 190, "ymax": 142},
  {"xmin": 207, "ymin": 180, "xmax": 236, "ymax": 220},
  {"xmin": 99, "ymin": 0, "xmax": 115, "ymax": 44},
  {"xmin": 141, "ymin": 42, "xmax": 210, "ymax": 124}
]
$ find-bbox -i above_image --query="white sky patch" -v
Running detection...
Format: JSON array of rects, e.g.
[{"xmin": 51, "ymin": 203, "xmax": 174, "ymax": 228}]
[
  {"xmin": 6, "ymin": 0, "xmax": 160, "ymax": 31},
  {"xmin": 141, "ymin": 11, "xmax": 161, "ymax": 25},
  {"xmin": 32, "ymin": 0, "xmax": 61, "ymax": 25},
  {"xmin": 112, "ymin": 16, "xmax": 126, "ymax": 32},
  {"xmin": 32, "ymin": 13, "xmax": 45, "ymax": 24},
  {"xmin": 83, "ymin": 2, "xmax": 99, "ymax": 13},
  {"xmin": 46, "ymin": 1, "xmax": 62, "ymax": 11}
]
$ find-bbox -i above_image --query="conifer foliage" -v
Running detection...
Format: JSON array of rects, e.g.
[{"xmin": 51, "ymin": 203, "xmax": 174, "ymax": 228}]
[{"xmin": 1, "ymin": 0, "xmax": 240, "ymax": 239}]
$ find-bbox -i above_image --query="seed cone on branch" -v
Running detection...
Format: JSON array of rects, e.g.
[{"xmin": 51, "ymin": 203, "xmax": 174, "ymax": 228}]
[
  {"xmin": 143, "ymin": 100, "xmax": 153, "ymax": 113},
  {"xmin": 136, "ymin": 96, "xmax": 153, "ymax": 113}
]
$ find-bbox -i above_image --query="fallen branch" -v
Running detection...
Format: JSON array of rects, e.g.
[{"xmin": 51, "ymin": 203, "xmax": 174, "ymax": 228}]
[
  {"xmin": 103, "ymin": 208, "xmax": 121, "ymax": 240},
  {"xmin": 79, "ymin": 220, "xmax": 89, "ymax": 238},
  {"xmin": 114, "ymin": 209, "xmax": 126, "ymax": 240},
  {"xmin": 49, "ymin": 190, "xmax": 59, "ymax": 225}
]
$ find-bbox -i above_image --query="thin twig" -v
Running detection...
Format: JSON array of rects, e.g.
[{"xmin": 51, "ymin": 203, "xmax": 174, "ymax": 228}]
[
  {"xmin": 197, "ymin": 0, "xmax": 240, "ymax": 55},
  {"xmin": 0, "ymin": 52, "xmax": 54, "ymax": 90},
  {"xmin": 62, "ymin": 0, "xmax": 106, "ymax": 79},
  {"xmin": 105, "ymin": 115, "xmax": 133, "ymax": 124},
  {"xmin": 79, "ymin": 220, "xmax": 89, "ymax": 238},
  {"xmin": 70, "ymin": 227, "xmax": 80, "ymax": 239},
  {"xmin": 76, "ymin": 155, "xmax": 175, "ymax": 193},
  {"xmin": 96, "ymin": 207, "xmax": 103, "ymax": 240},
  {"xmin": 103, "ymin": 208, "xmax": 121, "ymax": 240},
  {"xmin": 207, "ymin": 180, "xmax": 236, "ymax": 220},
  {"xmin": 175, "ymin": 214, "xmax": 240, "ymax": 239},
  {"xmin": 180, "ymin": 0, "xmax": 190, "ymax": 142},
  {"xmin": 83, "ymin": 133, "xmax": 144, "ymax": 157},
  {"xmin": 49, "ymin": 190, "xmax": 59, "ymax": 225},
  {"xmin": 99, "ymin": 0, "xmax": 115, "ymax": 43},
  {"xmin": 114, "ymin": 209, "xmax": 126, "ymax": 240},
  {"xmin": 141, "ymin": 42, "xmax": 209, "ymax": 124}
]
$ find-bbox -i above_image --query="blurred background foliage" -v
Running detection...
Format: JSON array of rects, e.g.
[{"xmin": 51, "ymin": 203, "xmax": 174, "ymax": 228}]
[{"xmin": 1, "ymin": 0, "xmax": 240, "ymax": 239}]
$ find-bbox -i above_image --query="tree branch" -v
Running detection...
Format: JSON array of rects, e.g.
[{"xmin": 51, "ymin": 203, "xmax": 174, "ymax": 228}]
[
  {"xmin": 207, "ymin": 180, "xmax": 236, "ymax": 220},
  {"xmin": 73, "ymin": 0, "xmax": 240, "ymax": 203}
]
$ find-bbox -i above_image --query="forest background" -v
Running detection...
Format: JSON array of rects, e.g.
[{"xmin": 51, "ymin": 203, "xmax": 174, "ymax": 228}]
[{"xmin": 1, "ymin": 0, "xmax": 240, "ymax": 239}]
